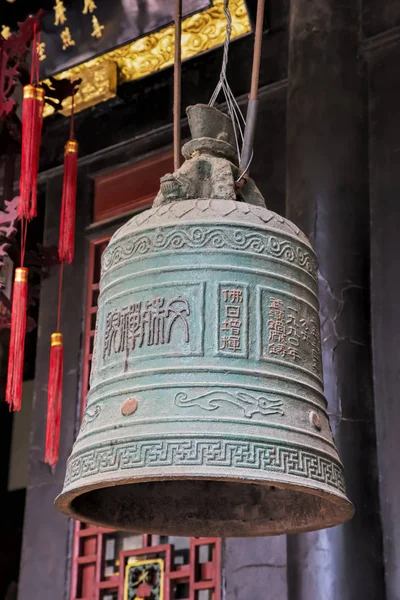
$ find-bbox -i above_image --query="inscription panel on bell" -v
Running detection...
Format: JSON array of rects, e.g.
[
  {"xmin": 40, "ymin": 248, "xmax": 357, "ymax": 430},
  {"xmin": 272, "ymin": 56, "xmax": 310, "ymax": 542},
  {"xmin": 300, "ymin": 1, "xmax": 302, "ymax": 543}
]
[
  {"xmin": 100, "ymin": 282, "xmax": 204, "ymax": 364},
  {"xmin": 217, "ymin": 283, "xmax": 249, "ymax": 358},
  {"xmin": 258, "ymin": 287, "xmax": 322, "ymax": 379}
]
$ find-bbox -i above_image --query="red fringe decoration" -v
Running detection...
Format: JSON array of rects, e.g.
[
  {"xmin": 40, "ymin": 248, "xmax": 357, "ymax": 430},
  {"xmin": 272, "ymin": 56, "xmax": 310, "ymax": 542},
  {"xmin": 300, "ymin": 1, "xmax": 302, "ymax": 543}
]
[
  {"xmin": 6, "ymin": 268, "xmax": 28, "ymax": 411},
  {"xmin": 45, "ymin": 332, "xmax": 64, "ymax": 467},
  {"xmin": 19, "ymin": 85, "xmax": 44, "ymax": 221},
  {"xmin": 58, "ymin": 140, "xmax": 78, "ymax": 263}
]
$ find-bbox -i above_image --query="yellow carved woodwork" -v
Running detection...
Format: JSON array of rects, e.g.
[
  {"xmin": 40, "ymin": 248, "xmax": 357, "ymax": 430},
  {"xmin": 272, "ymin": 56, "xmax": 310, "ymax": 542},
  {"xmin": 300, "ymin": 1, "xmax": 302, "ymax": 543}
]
[
  {"xmin": 1, "ymin": 25, "xmax": 12, "ymax": 39},
  {"xmin": 82, "ymin": 0, "xmax": 97, "ymax": 15},
  {"xmin": 37, "ymin": 42, "xmax": 47, "ymax": 61},
  {"xmin": 54, "ymin": 0, "xmax": 67, "ymax": 26},
  {"xmin": 43, "ymin": 0, "xmax": 251, "ymax": 116},
  {"xmin": 91, "ymin": 15, "xmax": 104, "ymax": 39},
  {"xmin": 60, "ymin": 27, "xmax": 76, "ymax": 50},
  {"xmin": 59, "ymin": 61, "xmax": 117, "ymax": 116}
]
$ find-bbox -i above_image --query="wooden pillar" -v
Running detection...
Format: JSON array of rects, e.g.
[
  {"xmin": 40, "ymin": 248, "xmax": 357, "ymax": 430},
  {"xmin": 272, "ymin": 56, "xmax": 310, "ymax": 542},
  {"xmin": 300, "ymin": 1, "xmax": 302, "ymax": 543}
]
[
  {"xmin": 285, "ymin": 1, "xmax": 385, "ymax": 598},
  {"xmin": 368, "ymin": 37, "xmax": 400, "ymax": 600}
]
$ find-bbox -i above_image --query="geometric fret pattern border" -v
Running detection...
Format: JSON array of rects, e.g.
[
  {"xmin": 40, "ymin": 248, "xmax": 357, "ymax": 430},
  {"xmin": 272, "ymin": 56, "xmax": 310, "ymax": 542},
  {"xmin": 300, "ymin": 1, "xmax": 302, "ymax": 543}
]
[{"xmin": 65, "ymin": 437, "xmax": 346, "ymax": 494}]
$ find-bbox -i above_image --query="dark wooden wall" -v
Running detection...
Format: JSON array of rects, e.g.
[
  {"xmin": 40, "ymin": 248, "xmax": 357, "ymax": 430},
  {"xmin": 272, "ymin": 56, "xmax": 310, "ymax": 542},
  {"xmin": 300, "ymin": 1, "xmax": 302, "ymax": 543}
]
[
  {"xmin": 366, "ymin": 10, "xmax": 400, "ymax": 598},
  {"xmin": 16, "ymin": 0, "xmax": 400, "ymax": 599}
]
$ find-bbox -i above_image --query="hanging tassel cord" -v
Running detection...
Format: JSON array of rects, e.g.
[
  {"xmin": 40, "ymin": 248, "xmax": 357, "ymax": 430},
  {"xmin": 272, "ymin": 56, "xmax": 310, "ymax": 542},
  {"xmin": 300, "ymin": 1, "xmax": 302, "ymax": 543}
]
[
  {"xmin": 7, "ymin": 182, "xmax": 29, "ymax": 411},
  {"xmin": 7, "ymin": 23, "xmax": 43, "ymax": 411},
  {"xmin": 35, "ymin": 30, "xmax": 41, "ymax": 84},
  {"xmin": 19, "ymin": 87, "xmax": 36, "ymax": 218},
  {"xmin": 56, "ymin": 263, "xmax": 64, "ymax": 332},
  {"xmin": 173, "ymin": 0, "xmax": 182, "ymax": 171},
  {"xmin": 45, "ymin": 262, "xmax": 64, "ymax": 467},
  {"xmin": 19, "ymin": 24, "xmax": 44, "ymax": 221},
  {"xmin": 20, "ymin": 23, "xmax": 38, "ymax": 248},
  {"xmin": 8, "ymin": 138, "xmax": 29, "ymax": 411},
  {"xmin": 58, "ymin": 93, "xmax": 78, "ymax": 264},
  {"xmin": 44, "ymin": 259, "xmax": 64, "ymax": 466},
  {"xmin": 20, "ymin": 216, "xmax": 27, "ymax": 267},
  {"xmin": 69, "ymin": 90, "xmax": 75, "ymax": 141},
  {"xmin": 58, "ymin": 145, "xmax": 78, "ymax": 263},
  {"xmin": 29, "ymin": 23, "xmax": 37, "ymax": 86},
  {"xmin": 29, "ymin": 28, "xmax": 43, "ymax": 220},
  {"xmin": 7, "ymin": 212, "xmax": 29, "ymax": 411},
  {"xmin": 29, "ymin": 22, "xmax": 42, "ymax": 86},
  {"xmin": 5, "ymin": 268, "xmax": 28, "ymax": 411},
  {"xmin": 45, "ymin": 89, "xmax": 78, "ymax": 465},
  {"xmin": 238, "ymin": 0, "xmax": 266, "ymax": 181},
  {"xmin": 45, "ymin": 332, "xmax": 63, "ymax": 466}
]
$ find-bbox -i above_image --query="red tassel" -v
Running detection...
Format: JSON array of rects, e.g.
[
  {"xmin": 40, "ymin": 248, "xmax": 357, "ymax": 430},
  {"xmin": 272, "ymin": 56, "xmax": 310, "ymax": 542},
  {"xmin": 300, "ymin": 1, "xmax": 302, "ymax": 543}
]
[
  {"xmin": 6, "ymin": 268, "xmax": 28, "ymax": 411},
  {"xmin": 58, "ymin": 140, "xmax": 78, "ymax": 263},
  {"xmin": 45, "ymin": 332, "xmax": 64, "ymax": 467},
  {"xmin": 19, "ymin": 85, "xmax": 44, "ymax": 221}
]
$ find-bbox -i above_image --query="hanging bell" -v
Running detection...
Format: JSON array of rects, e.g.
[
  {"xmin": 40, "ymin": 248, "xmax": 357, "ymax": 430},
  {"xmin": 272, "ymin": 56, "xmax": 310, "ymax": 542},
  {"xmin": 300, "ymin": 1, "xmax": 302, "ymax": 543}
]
[{"xmin": 56, "ymin": 104, "xmax": 354, "ymax": 537}]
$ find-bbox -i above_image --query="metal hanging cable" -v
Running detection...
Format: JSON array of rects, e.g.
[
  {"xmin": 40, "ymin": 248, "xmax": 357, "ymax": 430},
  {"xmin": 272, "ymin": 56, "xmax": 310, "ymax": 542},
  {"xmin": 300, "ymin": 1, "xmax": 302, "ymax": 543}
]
[
  {"xmin": 209, "ymin": 0, "xmax": 246, "ymax": 161},
  {"xmin": 176, "ymin": 0, "xmax": 265, "ymax": 178},
  {"xmin": 173, "ymin": 0, "xmax": 182, "ymax": 171}
]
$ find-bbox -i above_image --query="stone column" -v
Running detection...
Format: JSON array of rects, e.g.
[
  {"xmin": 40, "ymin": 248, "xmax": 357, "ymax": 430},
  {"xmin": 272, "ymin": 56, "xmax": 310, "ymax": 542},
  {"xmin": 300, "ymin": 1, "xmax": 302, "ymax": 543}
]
[{"xmin": 285, "ymin": 1, "xmax": 385, "ymax": 598}]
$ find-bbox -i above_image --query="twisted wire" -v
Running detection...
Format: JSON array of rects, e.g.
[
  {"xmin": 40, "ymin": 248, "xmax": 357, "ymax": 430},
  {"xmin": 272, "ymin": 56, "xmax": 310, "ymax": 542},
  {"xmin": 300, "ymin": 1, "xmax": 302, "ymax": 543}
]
[{"xmin": 209, "ymin": 0, "xmax": 246, "ymax": 159}]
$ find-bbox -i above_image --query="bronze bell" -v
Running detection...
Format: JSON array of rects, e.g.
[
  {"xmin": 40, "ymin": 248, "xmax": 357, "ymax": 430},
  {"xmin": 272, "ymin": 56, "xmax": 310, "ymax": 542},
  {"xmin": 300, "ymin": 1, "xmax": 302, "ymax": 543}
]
[{"xmin": 56, "ymin": 104, "xmax": 354, "ymax": 537}]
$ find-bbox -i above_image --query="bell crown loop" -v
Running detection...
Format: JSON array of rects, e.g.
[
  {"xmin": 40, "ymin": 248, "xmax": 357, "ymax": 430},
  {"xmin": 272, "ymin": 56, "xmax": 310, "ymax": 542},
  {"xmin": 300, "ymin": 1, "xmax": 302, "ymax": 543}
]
[{"xmin": 186, "ymin": 104, "xmax": 237, "ymax": 148}]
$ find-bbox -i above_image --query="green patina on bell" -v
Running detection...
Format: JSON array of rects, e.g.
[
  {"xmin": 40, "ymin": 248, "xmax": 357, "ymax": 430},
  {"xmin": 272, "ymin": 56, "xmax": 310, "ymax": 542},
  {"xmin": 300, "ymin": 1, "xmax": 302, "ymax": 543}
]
[{"xmin": 56, "ymin": 104, "xmax": 354, "ymax": 537}]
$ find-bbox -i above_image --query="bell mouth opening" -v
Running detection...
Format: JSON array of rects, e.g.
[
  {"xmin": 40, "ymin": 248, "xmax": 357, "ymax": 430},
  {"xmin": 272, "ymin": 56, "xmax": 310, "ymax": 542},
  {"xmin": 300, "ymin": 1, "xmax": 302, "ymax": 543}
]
[{"xmin": 58, "ymin": 478, "xmax": 354, "ymax": 537}]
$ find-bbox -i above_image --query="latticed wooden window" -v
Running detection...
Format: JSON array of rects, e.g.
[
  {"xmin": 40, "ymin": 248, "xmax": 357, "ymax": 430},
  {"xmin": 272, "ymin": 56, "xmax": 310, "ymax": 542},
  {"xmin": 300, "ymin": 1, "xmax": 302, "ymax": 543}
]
[{"xmin": 70, "ymin": 155, "xmax": 222, "ymax": 600}]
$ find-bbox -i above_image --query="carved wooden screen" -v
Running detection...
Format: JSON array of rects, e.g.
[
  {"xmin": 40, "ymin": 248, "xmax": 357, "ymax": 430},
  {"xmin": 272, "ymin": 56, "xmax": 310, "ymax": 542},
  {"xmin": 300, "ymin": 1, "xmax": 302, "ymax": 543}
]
[{"xmin": 70, "ymin": 173, "xmax": 221, "ymax": 600}]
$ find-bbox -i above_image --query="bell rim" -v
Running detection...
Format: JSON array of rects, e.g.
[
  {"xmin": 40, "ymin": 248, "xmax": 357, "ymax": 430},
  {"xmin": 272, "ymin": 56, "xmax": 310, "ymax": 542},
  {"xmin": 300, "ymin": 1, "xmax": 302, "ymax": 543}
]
[{"xmin": 55, "ymin": 471, "xmax": 354, "ymax": 537}]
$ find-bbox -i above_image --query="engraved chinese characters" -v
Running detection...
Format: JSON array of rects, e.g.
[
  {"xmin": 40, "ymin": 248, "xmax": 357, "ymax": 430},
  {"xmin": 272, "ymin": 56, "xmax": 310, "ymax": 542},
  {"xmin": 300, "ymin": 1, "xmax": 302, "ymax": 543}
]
[
  {"xmin": 219, "ymin": 285, "xmax": 248, "ymax": 357},
  {"xmin": 96, "ymin": 282, "xmax": 204, "ymax": 368},
  {"xmin": 103, "ymin": 295, "xmax": 190, "ymax": 358},
  {"xmin": 57, "ymin": 105, "xmax": 353, "ymax": 537},
  {"xmin": 263, "ymin": 293, "xmax": 322, "ymax": 379}
]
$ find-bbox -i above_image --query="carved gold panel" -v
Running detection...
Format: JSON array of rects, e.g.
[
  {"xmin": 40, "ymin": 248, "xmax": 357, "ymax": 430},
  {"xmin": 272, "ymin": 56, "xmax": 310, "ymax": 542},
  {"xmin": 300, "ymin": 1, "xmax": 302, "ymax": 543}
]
[{"xmin": 43, "ymin": 0, "xmax": 251, "ymax": 116}]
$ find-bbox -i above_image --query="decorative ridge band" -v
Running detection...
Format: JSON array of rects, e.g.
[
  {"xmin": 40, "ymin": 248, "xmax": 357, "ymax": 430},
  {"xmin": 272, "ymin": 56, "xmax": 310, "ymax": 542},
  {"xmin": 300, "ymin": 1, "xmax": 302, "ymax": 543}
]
[
  {"xmin": 102, "ymin": 225, "xmax": 317, "ymax": 276},
  {"xmin": 64, "ymin": 436, "xmax": 347, "ymax": 495}
]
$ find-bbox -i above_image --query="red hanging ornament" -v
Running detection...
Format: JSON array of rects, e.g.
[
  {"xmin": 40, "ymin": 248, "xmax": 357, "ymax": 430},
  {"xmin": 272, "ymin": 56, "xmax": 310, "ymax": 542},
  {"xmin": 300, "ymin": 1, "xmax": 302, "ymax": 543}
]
[
  {"xmin": 58, "ymin": 140, "xmax": 78, "ymax": 263},
  {"xmin": 44, "ymin": 92, "xmax": 78, "ymax": 466},
  {"xmin": 44, "ymin": 332, "xmax": 63, "ymax": 466},
  {"xmin": 6, "ymin": 21, "xmax": 42, "ymax": 412},
  {"xmin": 6, "ymin": 268, "xmax": 28, "ymax": 411},
  {"xmin": 18, "ymin": 84, "xmax": 44, "ymax": 220}
]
